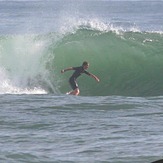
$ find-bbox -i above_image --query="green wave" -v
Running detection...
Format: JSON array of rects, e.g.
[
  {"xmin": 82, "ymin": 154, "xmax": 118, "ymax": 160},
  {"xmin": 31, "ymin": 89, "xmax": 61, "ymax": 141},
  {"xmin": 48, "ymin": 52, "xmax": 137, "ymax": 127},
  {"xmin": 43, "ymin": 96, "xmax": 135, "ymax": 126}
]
[
  {"xmin": 51, "ymin": 29, "xmax": 163, "ymax": 96},
  {"xmin": 0, "ymin": 29, "xmax": 163, "ymax": 96}
]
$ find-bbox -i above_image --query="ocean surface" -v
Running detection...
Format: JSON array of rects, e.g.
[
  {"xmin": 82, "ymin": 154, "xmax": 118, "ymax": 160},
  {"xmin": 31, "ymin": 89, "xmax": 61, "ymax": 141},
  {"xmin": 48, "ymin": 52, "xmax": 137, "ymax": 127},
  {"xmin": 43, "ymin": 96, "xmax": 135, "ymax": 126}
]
[{"xmin": 0, "ymin": 0, "xmax": 163, "ymax": 163}]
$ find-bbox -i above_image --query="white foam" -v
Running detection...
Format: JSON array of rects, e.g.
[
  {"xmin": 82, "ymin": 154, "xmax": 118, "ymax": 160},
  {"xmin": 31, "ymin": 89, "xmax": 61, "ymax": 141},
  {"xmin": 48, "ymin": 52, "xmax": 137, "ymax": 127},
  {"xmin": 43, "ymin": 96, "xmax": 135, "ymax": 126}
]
[
  {"xmin": 58, "ymin": 16, "xmax": 143, "ymax": 36},
  {"xmin": 0, "ymin": 67, "xmax": 47, "ymax": 94},
  {"xmin": 0, "ymin": 35, "xmax": 53, "ymax": 94}
]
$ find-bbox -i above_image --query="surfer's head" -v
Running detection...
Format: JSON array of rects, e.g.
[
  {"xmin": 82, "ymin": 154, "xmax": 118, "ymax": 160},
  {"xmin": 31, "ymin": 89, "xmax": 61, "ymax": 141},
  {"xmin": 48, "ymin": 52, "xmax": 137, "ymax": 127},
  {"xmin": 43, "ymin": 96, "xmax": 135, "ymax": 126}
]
[{"xmin": 82, "ymin": 61, "xmax": 89, "ymax": 69}]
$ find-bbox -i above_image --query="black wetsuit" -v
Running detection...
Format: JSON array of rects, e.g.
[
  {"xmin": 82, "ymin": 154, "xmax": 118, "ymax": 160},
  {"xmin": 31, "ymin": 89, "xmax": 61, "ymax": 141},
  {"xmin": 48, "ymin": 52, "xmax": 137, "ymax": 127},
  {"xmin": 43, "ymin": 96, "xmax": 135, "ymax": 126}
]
[{"xmin": 69, "ymin": 66, "xmax": 90, "ymax": 90}]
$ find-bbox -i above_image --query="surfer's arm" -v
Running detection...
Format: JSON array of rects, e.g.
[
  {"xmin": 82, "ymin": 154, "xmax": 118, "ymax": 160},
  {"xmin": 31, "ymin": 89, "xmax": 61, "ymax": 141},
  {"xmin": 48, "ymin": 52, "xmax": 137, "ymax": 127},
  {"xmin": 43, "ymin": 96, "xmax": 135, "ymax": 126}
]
[
  {"xmin": 88, "ymin": 73, "xmax": 100, "ymax": 82},
  {"xmin": 61, "ymin": 67, "xmax": 73, "ymax": 73}
]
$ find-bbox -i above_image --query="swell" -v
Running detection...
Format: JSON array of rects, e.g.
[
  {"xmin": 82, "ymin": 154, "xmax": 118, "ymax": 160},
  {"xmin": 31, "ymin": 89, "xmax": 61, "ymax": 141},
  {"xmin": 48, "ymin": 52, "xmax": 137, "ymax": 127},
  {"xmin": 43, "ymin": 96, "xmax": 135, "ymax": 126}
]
[
  {"xmin": 53, "ymin": 29, "xmax": 163, "ymax": 96},
  {"xmin": 0, "ymin": 29, "xmax": 163, "ymax": 96}
]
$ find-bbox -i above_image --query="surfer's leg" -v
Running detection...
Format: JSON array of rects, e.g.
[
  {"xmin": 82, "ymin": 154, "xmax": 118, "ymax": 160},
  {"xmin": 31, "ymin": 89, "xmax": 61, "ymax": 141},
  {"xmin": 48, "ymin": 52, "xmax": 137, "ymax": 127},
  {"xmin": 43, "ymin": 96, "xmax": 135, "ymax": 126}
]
[
  {"xmin": 69, "ymin": 88, "xmax": 80, "ymax": 96},
  {"xmin": 68, "ymin": 78, "xmax": 79, "ymax": 95}
]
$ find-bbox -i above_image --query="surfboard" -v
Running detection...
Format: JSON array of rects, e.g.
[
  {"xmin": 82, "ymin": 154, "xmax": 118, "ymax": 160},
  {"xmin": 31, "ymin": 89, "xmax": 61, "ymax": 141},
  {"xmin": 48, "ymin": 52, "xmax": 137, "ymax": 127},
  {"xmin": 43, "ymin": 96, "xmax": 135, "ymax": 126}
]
[{"xmin": 66, "ymin": 92, "xmax": 70, "ymax": 95}]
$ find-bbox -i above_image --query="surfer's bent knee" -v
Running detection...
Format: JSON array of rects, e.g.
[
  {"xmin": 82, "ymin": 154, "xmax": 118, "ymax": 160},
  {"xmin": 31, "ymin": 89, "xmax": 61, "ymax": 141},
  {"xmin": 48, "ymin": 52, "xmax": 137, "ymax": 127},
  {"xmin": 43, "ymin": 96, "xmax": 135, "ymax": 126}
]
[
  {"xmin": 73, "ymin": 88, "xmax": 79, "ymax": 95},
  {"xmin": 69, "ymin": 77, "xmax": 78, "ymax": 90}
]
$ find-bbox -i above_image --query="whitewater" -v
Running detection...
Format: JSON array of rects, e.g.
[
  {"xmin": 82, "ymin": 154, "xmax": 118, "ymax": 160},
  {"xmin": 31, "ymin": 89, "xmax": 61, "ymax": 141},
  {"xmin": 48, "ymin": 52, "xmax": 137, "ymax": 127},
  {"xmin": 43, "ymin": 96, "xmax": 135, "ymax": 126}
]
[{"xmin": 0, "ymin": 1, "xmax": 163, "ymax": 163}]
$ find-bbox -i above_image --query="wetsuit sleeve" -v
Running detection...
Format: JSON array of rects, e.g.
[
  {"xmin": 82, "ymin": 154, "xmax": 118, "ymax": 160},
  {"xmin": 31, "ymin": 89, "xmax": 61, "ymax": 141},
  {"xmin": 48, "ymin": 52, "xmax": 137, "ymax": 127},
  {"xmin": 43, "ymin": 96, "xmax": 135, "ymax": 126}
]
[
  {"xmin": 84, "ymin": 70, "xmax": 91, "ymax": 76},
  {"xmin": 72, "ymin": 67, "xmax": 78, "ymax": 70}
]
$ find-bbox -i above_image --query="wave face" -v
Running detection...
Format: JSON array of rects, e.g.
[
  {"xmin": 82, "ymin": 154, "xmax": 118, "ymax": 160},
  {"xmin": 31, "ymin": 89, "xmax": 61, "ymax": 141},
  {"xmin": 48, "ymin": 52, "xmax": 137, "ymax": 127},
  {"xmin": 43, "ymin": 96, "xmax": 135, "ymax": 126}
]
[{"xmin": 0, "ymin": 26, "xmax": 163, "ymax": 96}]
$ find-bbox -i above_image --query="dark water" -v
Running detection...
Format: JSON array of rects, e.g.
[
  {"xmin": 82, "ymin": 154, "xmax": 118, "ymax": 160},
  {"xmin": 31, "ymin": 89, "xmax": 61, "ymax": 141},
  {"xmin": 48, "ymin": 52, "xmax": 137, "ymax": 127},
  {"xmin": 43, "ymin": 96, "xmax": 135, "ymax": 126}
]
[{"xmin": 1, "ymin": 94, "xmax": 163, "ymax": 163}]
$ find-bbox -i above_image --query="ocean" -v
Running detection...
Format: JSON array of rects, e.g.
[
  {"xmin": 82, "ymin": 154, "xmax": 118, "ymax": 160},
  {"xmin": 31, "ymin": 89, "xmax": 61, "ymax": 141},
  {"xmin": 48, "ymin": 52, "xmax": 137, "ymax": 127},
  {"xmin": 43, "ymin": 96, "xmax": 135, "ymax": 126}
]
[{"xmin": 0, "ymin": 0, "xmax": 163, "ymax": 163}]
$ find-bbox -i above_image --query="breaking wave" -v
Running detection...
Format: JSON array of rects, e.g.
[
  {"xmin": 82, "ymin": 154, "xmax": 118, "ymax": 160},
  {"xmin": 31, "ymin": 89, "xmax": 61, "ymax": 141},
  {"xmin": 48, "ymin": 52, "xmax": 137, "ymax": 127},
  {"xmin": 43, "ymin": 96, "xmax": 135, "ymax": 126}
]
[{"xmin": 0, "ymin": 21, "xmax": 163, "ymax": 96}]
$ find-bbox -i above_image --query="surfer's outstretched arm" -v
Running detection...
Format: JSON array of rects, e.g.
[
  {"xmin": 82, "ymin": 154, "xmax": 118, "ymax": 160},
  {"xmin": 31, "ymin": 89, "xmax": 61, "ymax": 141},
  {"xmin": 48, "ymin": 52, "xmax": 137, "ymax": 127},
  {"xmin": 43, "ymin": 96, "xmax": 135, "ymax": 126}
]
[
  {"xmin": 89, "ymin": 73, "xmax": 100, "ymax": 82},
  {"xmin": 61, "ymin": 67, "xmax": 73, "ymax": 73}
]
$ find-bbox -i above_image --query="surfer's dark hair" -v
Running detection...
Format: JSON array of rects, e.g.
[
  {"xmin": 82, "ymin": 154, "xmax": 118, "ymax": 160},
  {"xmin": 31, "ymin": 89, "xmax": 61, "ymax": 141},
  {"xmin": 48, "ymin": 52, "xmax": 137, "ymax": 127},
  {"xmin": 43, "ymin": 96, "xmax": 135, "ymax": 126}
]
[{"xmin": 82, "ymin": 61, "xmax": 89, "ymax": 66}]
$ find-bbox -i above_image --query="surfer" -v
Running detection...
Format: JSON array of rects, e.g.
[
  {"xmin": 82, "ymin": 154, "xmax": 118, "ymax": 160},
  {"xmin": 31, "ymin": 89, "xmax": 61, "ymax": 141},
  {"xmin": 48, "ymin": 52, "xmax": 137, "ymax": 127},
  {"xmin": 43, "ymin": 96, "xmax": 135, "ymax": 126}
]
[{"xmin": 61, "ymin": 61, "xmax": 100, "ymax": 95}]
